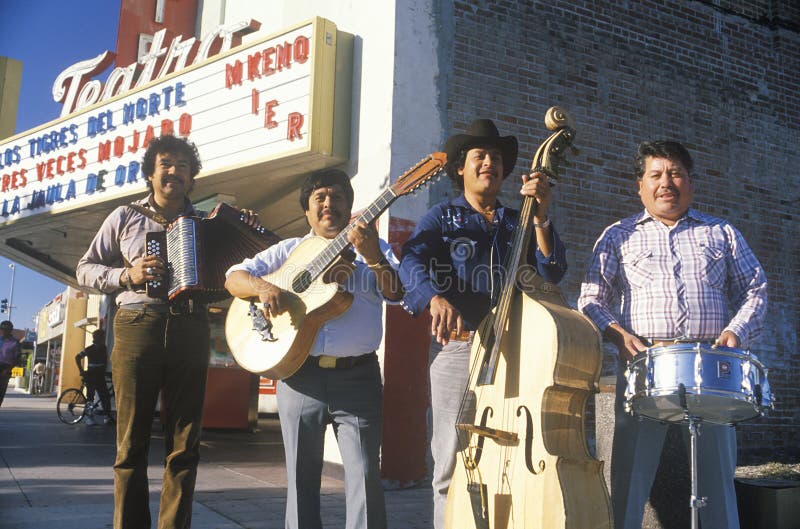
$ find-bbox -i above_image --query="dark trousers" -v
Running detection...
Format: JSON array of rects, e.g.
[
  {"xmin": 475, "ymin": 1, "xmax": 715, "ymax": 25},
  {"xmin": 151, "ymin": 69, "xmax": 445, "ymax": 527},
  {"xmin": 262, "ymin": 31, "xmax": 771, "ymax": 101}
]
[
  {"xmin": 0, "ymin": 364, "xmax": 11, "ymax": 407},
  {"xmin": 84, "ymin": 367, "xmax": 112, "ymax": 417},
  {"xmin": 111, "ymin": 307, "xmax": 210, "ymax": 529}
]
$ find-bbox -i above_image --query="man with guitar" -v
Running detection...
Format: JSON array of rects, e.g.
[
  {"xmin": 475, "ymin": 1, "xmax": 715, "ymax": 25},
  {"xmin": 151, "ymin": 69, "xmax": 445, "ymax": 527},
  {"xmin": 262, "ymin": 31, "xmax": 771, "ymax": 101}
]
[
  {"xmin": 398, "ymin": 119, "xmax": 568, "ymax": 529},
  {"xmin": 225, "ymin": 168, "xmax": 403, "ymax": 529}
]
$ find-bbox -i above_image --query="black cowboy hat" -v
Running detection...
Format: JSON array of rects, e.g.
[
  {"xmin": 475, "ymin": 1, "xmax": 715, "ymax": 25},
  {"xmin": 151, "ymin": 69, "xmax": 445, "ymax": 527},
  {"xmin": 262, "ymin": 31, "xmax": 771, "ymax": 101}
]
[{"xmin": 443, "ymin": 119, "xmax": 518, "ymax": 179}]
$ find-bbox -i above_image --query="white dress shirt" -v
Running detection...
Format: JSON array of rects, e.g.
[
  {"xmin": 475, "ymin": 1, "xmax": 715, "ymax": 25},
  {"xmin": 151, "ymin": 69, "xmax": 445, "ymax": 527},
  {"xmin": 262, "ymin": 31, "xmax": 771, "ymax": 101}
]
[{"xmin": 226, "ymin": 231, "xmax": 400, "ymax": 357}]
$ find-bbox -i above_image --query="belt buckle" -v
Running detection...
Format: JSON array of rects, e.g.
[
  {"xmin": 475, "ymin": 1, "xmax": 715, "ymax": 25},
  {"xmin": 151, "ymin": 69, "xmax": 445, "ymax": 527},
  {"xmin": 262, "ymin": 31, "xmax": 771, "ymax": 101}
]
[
  {"xmin": 318, "ymin": 355, "xmax": 337, "ymax": 369},
  {"xmin": 169, "ymin": 301, "xmax": 189, "ymax": 315},
  {"xmin": 169, "ymin": 299, "xmax": 200, "ymax": 315}
]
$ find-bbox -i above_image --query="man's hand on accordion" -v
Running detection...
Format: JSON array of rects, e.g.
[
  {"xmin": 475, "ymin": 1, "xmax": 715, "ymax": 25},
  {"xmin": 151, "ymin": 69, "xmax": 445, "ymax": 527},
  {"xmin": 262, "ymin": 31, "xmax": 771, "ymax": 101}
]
[
  {"xmin": 128, "ymin": 255, "xmax": 167, "ymax": 287},
  {"xmin": 239, "ymin": 208, "xmax": 261, "ymax": 228}
]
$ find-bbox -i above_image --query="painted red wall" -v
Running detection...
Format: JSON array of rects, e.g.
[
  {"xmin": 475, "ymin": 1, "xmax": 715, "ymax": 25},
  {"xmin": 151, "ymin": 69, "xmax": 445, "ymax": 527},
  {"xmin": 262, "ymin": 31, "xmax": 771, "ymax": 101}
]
[
  {"xmin": 382, "ymin": 216, "xmax": 432, "ymax": 484},
  {"xmin": 115, "ymin": 0, "xmax": 199, "ymax": 67}
]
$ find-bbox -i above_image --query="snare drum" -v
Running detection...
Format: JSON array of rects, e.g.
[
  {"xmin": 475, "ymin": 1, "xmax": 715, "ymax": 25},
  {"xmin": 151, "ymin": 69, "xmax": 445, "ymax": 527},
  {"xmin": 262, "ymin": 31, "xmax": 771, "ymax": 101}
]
[{"xmin": 624, "ymin": 342, "xmax": 772, "ymax": 424}]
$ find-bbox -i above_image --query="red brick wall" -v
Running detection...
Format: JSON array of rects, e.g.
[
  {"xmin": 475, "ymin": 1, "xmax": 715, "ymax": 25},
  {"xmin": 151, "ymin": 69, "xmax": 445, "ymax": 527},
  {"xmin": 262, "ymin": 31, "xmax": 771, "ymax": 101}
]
[{"xmin": 435, "ymin": 0, "xmax": 799, "ymax": 462}]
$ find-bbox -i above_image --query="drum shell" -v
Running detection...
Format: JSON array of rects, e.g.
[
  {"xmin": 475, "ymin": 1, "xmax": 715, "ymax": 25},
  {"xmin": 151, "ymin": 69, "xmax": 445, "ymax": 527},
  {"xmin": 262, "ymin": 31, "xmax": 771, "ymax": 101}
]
[{"xmin": 625, "ymin": 343, "xmax": 771, "ymax": 424}]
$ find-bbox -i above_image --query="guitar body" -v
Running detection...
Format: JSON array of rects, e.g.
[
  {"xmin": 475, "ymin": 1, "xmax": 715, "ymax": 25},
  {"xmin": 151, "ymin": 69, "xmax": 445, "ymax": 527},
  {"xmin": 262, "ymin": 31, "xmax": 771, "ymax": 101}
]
[
  {"xmin": 445, "ymin": 283, "xmax": 611, "ymax": 529},
  {"xmin": 225, "ymin": 236, "xmax": 354, "ymax": 378},
  {"xmin": 224, "ymin": 151, "xmax": 447, "ymax": 378}
]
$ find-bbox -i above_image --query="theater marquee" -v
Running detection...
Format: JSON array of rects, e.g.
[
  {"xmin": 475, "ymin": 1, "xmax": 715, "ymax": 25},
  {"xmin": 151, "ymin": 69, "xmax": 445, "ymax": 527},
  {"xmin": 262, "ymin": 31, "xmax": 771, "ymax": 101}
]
[{"xmin": 0, "ymin": 17, "xmax": 352, "ymax": 284}]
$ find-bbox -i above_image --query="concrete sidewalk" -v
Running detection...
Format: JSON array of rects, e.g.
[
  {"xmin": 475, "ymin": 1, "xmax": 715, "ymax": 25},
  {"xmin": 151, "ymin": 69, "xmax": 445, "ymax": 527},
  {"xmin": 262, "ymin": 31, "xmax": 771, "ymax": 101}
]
[{"xmin": 0, "ymin": 389, "xmax": 432, "ymax": 529}]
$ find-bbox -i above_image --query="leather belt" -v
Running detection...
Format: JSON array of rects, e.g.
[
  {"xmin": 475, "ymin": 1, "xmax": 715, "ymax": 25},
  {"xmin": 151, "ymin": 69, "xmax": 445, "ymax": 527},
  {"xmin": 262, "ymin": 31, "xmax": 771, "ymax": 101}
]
[
  {"xmin": 119, "ymin": 303, "xmax": 169, "ymax": 313},
  {"xmin": 313, "ymin": 352, "xmax": 376, "ymax": 369},
  {"xmin": 119, "ymin": 301, "xmax": 208, "ymax": 315},
  {"xmin": 449, "ymin": 329, "xmax": 473, "ymax": 342},
  {"xmin": 648, "ymin": 339, "xmax": 701, "ymax": 347}
]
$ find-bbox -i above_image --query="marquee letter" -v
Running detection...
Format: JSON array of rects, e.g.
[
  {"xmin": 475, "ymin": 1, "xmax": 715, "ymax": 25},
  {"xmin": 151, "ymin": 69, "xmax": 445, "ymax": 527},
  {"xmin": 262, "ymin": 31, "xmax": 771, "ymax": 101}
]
[{"xmin": 287, "ymin": 112, "xmax": 304, "ymax": 141}]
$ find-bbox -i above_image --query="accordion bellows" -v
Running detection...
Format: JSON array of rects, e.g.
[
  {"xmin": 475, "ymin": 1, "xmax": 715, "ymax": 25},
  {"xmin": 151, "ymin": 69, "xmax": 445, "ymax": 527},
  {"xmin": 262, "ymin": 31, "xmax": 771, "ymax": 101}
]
[{"xmin": 146, "ymin": 202, "xmax": 281, "ymax": 302}]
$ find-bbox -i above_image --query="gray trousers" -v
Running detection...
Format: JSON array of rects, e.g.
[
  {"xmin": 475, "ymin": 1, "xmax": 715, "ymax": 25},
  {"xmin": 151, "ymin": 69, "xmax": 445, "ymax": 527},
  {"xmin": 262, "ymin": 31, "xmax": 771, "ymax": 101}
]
[
  {"xmin": 428, "ymin": 338, "xmax": 473, "ymax": 529},
  {"xmin": 277, "ymin": 355, "xmax": 386, "ymax": 529},
  {"xmin": 612, "ymin": 371, "xmax": 740, "ymax": 529}
]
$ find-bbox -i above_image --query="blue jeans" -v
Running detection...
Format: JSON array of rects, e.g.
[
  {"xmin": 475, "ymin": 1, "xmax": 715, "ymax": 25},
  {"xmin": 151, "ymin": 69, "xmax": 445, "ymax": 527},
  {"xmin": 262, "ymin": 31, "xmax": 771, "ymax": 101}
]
[
  {"xmin": 277, "ymin": 354, "xmax": 385, "ymax": 529},
  {"xmin": 111, "ymin": 307, "xmax": 210, "ymax": 529}
]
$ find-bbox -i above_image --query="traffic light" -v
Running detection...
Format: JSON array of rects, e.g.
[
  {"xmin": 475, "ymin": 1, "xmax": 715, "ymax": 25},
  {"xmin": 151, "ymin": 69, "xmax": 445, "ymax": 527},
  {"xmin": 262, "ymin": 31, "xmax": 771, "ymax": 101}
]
[{"xmin": 0, "ymin": 299, "xmax": 7, "ymax": 313}]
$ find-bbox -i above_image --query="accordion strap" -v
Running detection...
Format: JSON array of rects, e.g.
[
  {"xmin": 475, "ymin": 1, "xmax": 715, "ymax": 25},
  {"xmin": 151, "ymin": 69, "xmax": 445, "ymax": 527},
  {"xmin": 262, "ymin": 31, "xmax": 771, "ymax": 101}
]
[{"xmin": 127, "ymin": 203, "xmax": 170, "ymax": 227}]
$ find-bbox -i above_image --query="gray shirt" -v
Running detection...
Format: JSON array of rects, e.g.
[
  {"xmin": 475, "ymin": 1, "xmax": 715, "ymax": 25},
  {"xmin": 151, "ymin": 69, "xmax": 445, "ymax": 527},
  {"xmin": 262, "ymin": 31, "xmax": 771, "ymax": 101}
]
[{"xmin": 76, "ymin": 195, "xmax": 197, "ymax": 306}]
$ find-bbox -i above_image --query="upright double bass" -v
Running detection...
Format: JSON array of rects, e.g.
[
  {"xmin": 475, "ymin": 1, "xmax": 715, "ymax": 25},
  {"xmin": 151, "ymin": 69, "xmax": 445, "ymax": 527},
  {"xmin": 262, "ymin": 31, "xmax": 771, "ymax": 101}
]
[{"xmin": 445, "ymin": 107, "xmax": 612, "ymax": 529}]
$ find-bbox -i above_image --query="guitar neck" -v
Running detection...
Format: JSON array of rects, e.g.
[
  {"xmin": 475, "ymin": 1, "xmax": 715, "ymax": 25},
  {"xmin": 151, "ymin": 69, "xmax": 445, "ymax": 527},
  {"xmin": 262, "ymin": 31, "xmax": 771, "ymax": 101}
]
[{"xmin": 307, "ymin": 187, "xmax": 398, "ymax": 278}]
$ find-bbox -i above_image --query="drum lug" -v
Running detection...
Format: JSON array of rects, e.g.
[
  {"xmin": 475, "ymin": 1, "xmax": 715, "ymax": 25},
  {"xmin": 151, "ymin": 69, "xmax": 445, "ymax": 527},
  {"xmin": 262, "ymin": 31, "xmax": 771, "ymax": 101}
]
[{"xmin": 694, "ymin": 347, "xmax": 703, "ymax": 387}]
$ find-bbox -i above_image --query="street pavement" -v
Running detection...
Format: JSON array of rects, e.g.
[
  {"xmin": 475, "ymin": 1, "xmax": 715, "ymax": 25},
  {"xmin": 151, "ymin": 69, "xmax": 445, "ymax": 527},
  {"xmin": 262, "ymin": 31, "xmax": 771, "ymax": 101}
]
[{"xmin": 0, "ymin": 388, "xmax": 432, "ymax": 529}]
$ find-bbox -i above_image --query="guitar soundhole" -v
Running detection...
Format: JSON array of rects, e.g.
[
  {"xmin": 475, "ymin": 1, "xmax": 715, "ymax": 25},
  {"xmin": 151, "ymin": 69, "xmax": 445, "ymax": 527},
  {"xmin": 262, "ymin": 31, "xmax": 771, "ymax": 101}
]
[{"xmin": 292, "ymin": 270, "xmax": 312, "ymax": 293}]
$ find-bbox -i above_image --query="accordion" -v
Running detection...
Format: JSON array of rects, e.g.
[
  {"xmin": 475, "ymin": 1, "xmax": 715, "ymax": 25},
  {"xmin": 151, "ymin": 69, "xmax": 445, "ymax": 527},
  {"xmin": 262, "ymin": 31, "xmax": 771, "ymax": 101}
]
[{"xmin": 145, "ymin": 202, "xmax": 281, "ymax": 302}]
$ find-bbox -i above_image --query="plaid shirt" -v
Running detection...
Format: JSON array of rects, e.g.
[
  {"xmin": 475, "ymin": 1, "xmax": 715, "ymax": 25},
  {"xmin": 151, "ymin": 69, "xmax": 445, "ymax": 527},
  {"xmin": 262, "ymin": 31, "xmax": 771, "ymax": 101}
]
[{"xmin": 578, "ymin": 208, "xmax": 767, "ymax": 347}]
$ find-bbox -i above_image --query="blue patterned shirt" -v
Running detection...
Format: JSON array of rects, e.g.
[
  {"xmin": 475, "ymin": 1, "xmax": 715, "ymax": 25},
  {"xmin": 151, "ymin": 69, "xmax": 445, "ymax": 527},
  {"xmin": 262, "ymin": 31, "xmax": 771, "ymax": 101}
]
[
  {"xmin": 399, "ymin": 195, "xmax": 567, "ymax": 330},
  {"xmin": 578, "ymin": 208, "xmax": 767, "ymax": 346}
]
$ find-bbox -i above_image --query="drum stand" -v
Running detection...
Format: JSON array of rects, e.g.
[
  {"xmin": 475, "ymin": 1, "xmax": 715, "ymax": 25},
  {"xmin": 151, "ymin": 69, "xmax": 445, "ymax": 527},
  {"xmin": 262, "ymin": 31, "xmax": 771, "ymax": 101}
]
[{"xmin": 685, "ymin": 414, "xmax": 707, "ymax": 529}]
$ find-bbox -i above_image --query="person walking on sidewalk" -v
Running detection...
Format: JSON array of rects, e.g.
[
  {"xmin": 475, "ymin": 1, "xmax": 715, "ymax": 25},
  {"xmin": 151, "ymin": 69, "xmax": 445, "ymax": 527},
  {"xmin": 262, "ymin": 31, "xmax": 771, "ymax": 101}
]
[
  {"xmin": 75, "ymin": 329, "xmax": 112, "ymax": 425},
  {"xmin": 31, "ymin": 359, "xmax": 46, "ymax": 395},
  {"xmin": 0, "ymin": 320, "xmax": 23, "ymax": 407}
]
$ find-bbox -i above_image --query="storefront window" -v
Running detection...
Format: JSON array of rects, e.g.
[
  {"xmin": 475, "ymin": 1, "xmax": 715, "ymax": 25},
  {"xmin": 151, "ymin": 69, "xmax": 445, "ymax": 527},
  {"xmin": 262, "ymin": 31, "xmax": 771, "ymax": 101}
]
[{"xmin": 208, "ymin": 308, "xmax": 236, "ymax": 368}]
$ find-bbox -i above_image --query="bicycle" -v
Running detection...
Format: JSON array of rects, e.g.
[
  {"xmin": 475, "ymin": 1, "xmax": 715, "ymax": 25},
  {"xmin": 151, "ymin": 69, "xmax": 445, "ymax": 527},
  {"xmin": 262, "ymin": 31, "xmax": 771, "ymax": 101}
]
[{"xmin": 56, "ymin": 372, "xmax": 115, "ymax": 425}]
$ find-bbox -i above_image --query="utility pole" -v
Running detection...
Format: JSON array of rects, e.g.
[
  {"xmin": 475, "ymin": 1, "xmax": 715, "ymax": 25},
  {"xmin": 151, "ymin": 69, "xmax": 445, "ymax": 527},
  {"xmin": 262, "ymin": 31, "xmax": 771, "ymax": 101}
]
[{"xmin": 7, "ymin": 263, "xmax": 15, "ymax": 322}]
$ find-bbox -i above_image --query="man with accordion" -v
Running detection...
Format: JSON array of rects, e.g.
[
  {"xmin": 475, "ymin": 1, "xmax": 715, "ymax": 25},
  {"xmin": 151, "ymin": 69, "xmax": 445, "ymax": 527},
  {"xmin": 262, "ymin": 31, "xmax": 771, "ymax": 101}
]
[{"xmin": 77, "ymin": 135, "xmax": 258, "ymax": 529}]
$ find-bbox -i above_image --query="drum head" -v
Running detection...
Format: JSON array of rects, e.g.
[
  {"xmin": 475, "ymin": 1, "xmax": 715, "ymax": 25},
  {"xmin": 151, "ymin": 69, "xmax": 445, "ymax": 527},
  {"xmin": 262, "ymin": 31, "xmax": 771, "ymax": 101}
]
[{"xmin": 625, "ymin": 343, "xmax": 771, "ymax": 424}]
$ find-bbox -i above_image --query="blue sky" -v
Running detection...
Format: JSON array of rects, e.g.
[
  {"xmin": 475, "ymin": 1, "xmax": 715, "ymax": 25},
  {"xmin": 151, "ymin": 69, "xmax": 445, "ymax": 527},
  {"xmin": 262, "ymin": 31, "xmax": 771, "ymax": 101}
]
[{"xmin": 0, "ymin": 0, "xmax": 121, "ymax": 331}]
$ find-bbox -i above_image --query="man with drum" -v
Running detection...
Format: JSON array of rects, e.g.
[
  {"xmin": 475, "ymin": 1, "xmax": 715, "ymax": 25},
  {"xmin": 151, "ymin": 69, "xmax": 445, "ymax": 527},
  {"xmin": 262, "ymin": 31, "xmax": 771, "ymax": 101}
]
[{"xmin": 578, "ymin": 140, "xmax": 768, "ymax": 529}]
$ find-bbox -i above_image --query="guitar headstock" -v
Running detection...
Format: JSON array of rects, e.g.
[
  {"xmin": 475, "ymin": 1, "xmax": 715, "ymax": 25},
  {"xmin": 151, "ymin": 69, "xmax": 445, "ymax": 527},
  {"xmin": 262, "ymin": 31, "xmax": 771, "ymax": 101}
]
[{"xmin": 390, "ymin": 152, "xmax": 447, "ymax": 197}]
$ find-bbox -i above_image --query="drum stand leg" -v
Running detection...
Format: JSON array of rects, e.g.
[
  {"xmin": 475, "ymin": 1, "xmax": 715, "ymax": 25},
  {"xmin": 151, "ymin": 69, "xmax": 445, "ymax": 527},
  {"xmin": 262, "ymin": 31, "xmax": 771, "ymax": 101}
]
[{"xmin": 687, "ymin": 415, "xmax": 707, "ymax": 529}]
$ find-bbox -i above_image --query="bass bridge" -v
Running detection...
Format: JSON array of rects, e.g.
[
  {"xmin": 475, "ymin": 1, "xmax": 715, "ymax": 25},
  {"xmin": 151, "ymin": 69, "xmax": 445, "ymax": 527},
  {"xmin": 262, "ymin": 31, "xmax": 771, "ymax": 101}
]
[{"xmin": 456, "ymin": 423, "xmax": 518, "ymax": 444}]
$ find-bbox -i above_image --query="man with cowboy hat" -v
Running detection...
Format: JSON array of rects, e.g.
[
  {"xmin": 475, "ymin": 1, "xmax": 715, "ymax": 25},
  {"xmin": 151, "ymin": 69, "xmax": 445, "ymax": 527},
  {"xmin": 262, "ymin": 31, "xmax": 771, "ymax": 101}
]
[{"xmin": 399, "ymin": 118, "xmax": 568, "ymax": 529}]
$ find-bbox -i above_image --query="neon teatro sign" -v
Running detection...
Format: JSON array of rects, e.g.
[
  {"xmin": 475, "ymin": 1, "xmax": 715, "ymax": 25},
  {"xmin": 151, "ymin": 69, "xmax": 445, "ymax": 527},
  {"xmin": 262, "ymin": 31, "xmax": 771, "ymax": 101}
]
[{"xmin": 53, "ymin": 19, "xmax": 260, "ymax": 117}]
